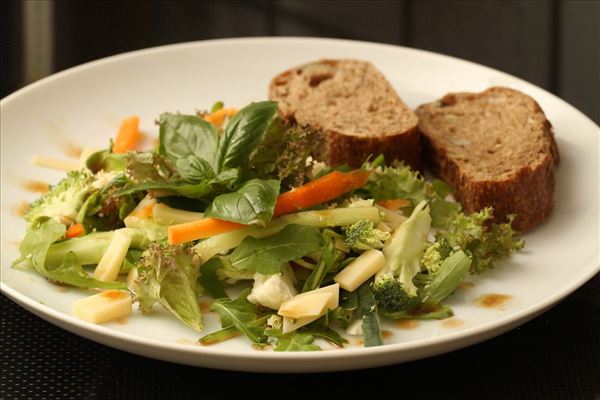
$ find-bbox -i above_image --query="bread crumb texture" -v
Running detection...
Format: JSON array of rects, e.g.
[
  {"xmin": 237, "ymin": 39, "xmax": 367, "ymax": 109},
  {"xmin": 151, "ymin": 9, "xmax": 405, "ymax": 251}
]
[
  {"xmin": 417, "ymin": 87, "xmax": 559, "ymax": 231},
  {"xmin": 269, "ymin": 59, "xmax": 420, "ymax": 169}
]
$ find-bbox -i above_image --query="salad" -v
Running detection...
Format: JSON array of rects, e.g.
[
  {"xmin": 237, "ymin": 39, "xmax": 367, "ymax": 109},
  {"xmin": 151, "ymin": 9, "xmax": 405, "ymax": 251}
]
[{"xmin": 12, "ymin": 100, "xmax": 523, "ymax": 351}]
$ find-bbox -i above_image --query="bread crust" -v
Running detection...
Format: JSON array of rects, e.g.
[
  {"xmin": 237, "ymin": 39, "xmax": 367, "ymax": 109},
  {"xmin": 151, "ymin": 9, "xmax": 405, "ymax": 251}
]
[
  {"xmin": 268, "ymin": 59, "xmax": 421, "ymax": 170},
  {"xmin": 418, "ymin": 87, "xmax": 559, "ymax": 231}
]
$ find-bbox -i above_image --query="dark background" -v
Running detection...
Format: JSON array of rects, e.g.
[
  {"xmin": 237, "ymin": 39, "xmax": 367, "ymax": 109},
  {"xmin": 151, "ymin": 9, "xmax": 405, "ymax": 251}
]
[
  {"xmin": 2, "ymin": 0, "xmax": 599, "ymax": 122},
  {"xmin": 1, "ymin": 1, "xmax": 599, "ymax": 399}
]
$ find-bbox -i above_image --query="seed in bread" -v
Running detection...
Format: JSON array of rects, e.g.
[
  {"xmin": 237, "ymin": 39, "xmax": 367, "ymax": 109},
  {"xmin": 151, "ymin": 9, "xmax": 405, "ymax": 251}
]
[
  {"xmin": 269, "ymin": 59, "xmax": 421, "ymax": 169},
  {"xmin": 417, "ymin": 87, "xmax": 559, "ymax": 231}
]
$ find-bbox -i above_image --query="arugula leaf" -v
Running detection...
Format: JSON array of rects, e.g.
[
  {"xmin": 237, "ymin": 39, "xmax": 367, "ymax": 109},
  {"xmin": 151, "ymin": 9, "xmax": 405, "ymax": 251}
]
[
  {"xmin": 14, "ymin": 217, "xmax": 66, "ymax": 271},
  {"xmin": 358, "ymin": 279, "xmax": 383, "ymax": 347},
  {"xmin": 229, "ymin": 224, "xmax": 324, "ymax": 274},
  {"xmin": 302, "ymin": 231, "xmax": 342, "ymax": 292},
  {"xmin": 385, "ymin": 303, "xmax": 454, "ymax": 320},
  {"xmin": 135, "ymin": 242, "xmax": 203, "ymax": 331},
  {"xmin": 274, "ymin": 333, "xmax": 321, "ymax": 351},
  {"xmin": 46, "ymin": 251, "xmax": 127, "ymax": 290},
  {"xmin": 216, "ymin": 101, "xmax": 278, "ymax": 171},
  {"xmin": 210, "ymin": 289, "xmax": 266, "ymax": 344},
  {"xmin": 198, "ymin": 257, "xmax": 228, "ymax": 299},
  {"xmin": 205, "ymin": 179, "xmax": 280, "ymax": 226},
  {"xmin": 198, "ymin": 315, "xmax": 270, "ymax": 345},
  {"xmin": 159, "ymin": 113, "xmax": 218, "ymax": 172}
]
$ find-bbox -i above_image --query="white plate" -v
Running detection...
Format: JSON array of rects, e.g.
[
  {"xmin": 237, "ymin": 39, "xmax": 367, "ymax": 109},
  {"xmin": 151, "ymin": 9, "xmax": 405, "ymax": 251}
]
[{"xmin": 1, "ymin": 37, "xmax": 599, "ymax": 373}]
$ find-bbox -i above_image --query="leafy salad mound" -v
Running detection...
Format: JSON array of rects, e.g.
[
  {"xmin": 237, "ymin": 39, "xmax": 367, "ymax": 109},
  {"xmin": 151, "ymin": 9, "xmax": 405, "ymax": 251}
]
[{"xmin": 13, "ymin": 101, "xmax": 524, "ymax": 351}]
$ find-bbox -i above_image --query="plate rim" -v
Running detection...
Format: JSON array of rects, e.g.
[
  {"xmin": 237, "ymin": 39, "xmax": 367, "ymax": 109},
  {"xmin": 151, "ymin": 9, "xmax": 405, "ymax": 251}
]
[{"xmin": 1, "ymin": 36, "xmax": 599, "ymax": 370}]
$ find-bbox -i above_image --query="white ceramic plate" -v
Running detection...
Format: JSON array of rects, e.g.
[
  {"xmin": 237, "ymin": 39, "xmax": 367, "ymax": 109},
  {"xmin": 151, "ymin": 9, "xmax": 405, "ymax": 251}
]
[{"xmin": 1, "ymin": 38, "xmax": 599, "ymax": 373}]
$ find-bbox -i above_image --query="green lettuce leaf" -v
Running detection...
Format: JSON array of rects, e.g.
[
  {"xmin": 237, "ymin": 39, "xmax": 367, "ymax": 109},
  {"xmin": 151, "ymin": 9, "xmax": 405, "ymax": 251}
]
[{"xmin": 135, "ymin": 242, "xmax": 203, "ymax": 331}]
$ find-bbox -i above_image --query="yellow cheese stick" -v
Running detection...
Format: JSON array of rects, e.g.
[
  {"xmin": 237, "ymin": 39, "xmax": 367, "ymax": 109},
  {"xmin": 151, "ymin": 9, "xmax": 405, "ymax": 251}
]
[
  {"xmin": 73, "ymin": 290, "xmax": 131, "ymax": 323},
  {"xmin": 334, "ymin": 249, "xmax": 386, "ymax": 292}
]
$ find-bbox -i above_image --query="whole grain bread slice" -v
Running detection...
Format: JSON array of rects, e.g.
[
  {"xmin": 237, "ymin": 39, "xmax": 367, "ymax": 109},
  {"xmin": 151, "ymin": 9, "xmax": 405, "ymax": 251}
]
[
  {"xmin": 417, "ymin": 87, "xmax": 559, "ymax": 231},
  {"xmin": 269, "ymin": 59, "xmax": 421, "ymax": 169}
]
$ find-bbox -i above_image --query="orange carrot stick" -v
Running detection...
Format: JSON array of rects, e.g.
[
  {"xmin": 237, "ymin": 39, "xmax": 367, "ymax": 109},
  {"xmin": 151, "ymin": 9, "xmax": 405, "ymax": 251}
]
[
  {"xmin": 273, "ymin": 170, "xmax": 371, "ymax": 217},
  {"xmin": 112, "ymin": 116, "xmax": 140, "ymax": 154},
  {"xmin": 168, "ymin": 218, "xmax": 245, "ymax": 245},
  {"xmin": 377, "ymin": 199, "xmax": 411, "ymax": 210},
  {"xmin": 66, "ymin": 223, "xmax": 85, "ymax": 238},
  {"xmin": 167, "ymin": 169, "xmax": 371, "ymax": 245},
  {"xmin": 204, "ymin": 108, "xmax": 238, "ymax": 127}
]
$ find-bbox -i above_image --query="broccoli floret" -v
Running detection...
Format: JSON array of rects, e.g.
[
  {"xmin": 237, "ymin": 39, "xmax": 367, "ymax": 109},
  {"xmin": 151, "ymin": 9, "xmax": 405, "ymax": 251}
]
[
  {"xmin": 371, "ymin": 272, "xmax": 418, "ymax": 312},
  {"xmin": 370, "ymin": 200, "xmax": 431, "ymax": 311},
  {"xmin": 25, "ymin": 170, "xmax": 95, "ymax": 226},
  {"xmin": 421, "ymin": 240, "xmax": 452, "ymax": 274},
  {"xmin": 344, "ymin": 219, "xmax": 391, "ymax": 251}
]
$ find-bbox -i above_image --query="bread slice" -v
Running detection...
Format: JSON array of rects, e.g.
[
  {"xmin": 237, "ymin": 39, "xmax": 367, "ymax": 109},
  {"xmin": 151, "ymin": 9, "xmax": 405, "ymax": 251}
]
[
  {"xmin": 417, "ymin": 87, "xmax": 559, "ymax": 231},
  {"xmin": 268, "ymin": 59, "xmax": 421, "ymax": 169}
]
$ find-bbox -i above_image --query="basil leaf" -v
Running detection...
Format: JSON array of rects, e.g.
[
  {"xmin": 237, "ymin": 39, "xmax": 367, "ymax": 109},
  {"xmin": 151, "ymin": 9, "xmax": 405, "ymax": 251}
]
[
  {"xmin": 210, "ymin": 289, "xmax": 266, "ymax": 344},
  {"xmin": 229, "ymin": 224, "xmax": 324, "ymax": 275},
  {"xmin": 198, "ymin": 257, "xmax": 228, "ymax": 299},
  {"xmin": 205, "ymin": 179, "xmax": 280, "ymax": 226},
  {"xmin": 159, "ymin": 113, "xmax": 218, "ymax": 172},
  {"xmin": 175, "ymin": 156, "xmax": 214, "ymax": 183},
  {"xmin": 216, "ymin": 101, "xmax": 278, "ymax": 171}
]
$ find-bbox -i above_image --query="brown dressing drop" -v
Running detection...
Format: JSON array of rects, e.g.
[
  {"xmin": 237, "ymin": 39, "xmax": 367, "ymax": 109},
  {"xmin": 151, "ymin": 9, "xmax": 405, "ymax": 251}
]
[
  {"xmin": 11, "ymin": 202, "xmax": 30, "ymax": 217},
  {"xmin": 441, "ymin": 318, "xmax": 464, "ymax": 328},
  {"xmin": 458, "ymin": 281, "xmax": 475, "ymax": 289},
  {"xmin": 21, "ymin": 180, "xmax": 49, "ymax": 194},
  {"xmin": 407, "ymin": 303, "xmax": 444, "ymax": 317},
  {"xmin": 355, "ymin": 339, "xmax": 364, "ymax": 346},
  {"xmin": 381, "ymin": 330, "xmax": 394, "ymax": 338},
  {"xmin": 48, "ymin": 122, "xmax": 83, "ymax": 158},
  {"xmin": 116, "ymin": 317, "xmax": 129, "ymax": 325},
  {"xmin": 394, "ymin": 320, "xmax": 420, "ymax": 329},
  {"xmin": 475, "ymin": 293, "xmax": 513, "ymax": 310}
]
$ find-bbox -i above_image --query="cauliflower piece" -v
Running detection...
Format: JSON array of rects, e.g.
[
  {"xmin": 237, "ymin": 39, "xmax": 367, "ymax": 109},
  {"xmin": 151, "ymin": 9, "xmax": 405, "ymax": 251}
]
[{"xmin": 247, "ymin": 264, "xmax": 297, "ymax": 310}]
